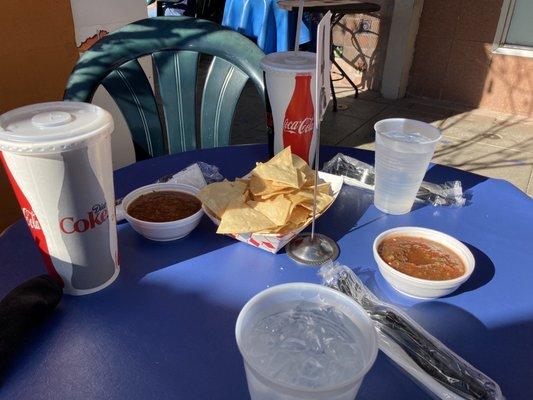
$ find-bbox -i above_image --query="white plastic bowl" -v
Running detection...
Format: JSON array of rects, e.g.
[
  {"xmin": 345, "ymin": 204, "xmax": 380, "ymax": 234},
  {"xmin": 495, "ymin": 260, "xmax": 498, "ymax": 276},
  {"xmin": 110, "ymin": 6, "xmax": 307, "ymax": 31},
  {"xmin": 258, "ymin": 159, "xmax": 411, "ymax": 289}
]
[
  {"xmin": 122, "ymin": 183, "xmax": 203, "ymax": 241},
  {"xmin": 373, "ymin": 227, "xmax": 475, "ymax": 299}
]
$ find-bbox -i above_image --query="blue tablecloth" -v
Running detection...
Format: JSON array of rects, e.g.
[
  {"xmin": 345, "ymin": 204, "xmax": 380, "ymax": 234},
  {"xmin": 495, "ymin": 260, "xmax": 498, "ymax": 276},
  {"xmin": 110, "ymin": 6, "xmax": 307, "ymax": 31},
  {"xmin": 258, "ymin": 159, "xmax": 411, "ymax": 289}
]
[
  {"xmin": 222, "ymin": 0, "xmax": 311, "ymax": 53},
  {"xmin": 1, "ymin": 145, "xmax": 532, "ymax": 399}
]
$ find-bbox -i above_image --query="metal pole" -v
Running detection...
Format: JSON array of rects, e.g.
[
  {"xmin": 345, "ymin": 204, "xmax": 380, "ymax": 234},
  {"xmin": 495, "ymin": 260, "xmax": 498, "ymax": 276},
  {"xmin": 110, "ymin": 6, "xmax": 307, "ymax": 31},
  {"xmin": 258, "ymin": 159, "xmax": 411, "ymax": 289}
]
[
  {"xmin": 311, "ymin": 127, "xmax": 319, "ymax": 241},
  {"xmin": 310, "ymin": 87, "xmax": 325, "ymax": 242},
  {"xmin": 294, "ymin": 0, "xmax": 305, "ymax": 51}
]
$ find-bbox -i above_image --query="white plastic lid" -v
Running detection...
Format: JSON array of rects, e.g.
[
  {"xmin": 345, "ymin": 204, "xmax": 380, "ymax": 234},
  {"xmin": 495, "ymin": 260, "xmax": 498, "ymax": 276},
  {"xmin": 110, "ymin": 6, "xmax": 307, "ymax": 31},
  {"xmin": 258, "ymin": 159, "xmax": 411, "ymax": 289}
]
[
  {"xmin": 0, "ymin": 101, "xmax": 113, "ymax": 154},
  {"xmin": 261, "ymin": 51, "xmax": 316, "ymax": 73}
]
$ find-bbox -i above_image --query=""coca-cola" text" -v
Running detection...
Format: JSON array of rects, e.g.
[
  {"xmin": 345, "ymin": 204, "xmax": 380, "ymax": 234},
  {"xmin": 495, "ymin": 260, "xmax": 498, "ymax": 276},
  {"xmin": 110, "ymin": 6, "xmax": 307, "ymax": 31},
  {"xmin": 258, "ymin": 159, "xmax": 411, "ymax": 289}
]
[
  {"xmin": 60, "ymin": 202, "xmax": 109, "ymax": 234},
  {"xmin": 23, "ymin": 208, "xmax": 41, "ymax": 230},
  {"xmin": 283, "ymin": 117, "xmax": 314, "ymax": 135}
]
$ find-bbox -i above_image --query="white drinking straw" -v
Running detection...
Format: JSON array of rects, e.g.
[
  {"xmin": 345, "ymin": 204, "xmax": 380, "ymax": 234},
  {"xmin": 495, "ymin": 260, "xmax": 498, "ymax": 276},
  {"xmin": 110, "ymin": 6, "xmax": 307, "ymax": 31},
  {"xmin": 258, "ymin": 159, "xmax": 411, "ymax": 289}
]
[{"xmin": 294, "ymin": 0, "xmax": 305, "ymax": 51}]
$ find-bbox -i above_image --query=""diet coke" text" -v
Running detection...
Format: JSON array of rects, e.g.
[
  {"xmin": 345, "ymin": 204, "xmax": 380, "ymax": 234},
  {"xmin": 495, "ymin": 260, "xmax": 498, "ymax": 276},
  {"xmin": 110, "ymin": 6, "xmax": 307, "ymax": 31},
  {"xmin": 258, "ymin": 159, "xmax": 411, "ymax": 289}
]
[{"xmin": 60, "ymin": 202, "xmax": 109, "ymax": 234}]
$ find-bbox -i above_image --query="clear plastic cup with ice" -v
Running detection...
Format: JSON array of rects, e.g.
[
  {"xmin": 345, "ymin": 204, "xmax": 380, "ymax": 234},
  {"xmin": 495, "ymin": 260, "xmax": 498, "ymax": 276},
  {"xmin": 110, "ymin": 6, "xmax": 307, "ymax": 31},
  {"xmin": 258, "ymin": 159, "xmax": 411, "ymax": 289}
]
[
  {"xmin": 373, "ymin": 118, "xmax": 442, "ymax": 215},
  {"xmin": 236, "ymin": 283, "xmax": 378, "ymax": 400}
]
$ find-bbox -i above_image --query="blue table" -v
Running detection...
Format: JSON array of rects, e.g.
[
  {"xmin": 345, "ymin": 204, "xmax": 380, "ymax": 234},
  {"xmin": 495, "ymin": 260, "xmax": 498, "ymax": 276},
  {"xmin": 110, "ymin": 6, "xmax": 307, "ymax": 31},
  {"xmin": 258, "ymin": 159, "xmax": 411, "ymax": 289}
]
[
  {"xmin": 222, "ymin": 0, "xmax": 311, "ymax": 53},
  {"xmin": 1, "ymin": 145, "xmax": 532, "ymax": 399}
]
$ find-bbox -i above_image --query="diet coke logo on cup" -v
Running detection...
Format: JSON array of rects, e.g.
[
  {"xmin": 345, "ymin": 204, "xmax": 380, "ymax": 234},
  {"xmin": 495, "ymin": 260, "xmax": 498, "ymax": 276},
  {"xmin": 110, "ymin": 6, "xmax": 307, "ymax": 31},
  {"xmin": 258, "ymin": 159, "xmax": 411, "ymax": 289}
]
[
  {"xmin": 22, "ymin": 208, "xmax": 42, "ymax": 230},
  {"xmin": 283, "ymin": 117, "xmax": 314, "ymax": 135},
  {"xmin": 60, "ymin": 202, "xmax": 109, "ymax": 234}
]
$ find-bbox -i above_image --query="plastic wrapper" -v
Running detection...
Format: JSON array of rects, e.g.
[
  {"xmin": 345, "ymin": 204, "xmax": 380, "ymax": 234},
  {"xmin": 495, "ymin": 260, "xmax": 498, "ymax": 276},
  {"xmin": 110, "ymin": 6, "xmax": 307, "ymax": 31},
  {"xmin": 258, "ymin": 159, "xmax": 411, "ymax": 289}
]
[
  {"xmin": 322, "ymin": 153, "xmax": 466, "ymax": 207},
  {"xmin": 155, "ymin": 162, "xmax": 225, "ymax": 186},
  {"xmin": 319, "ymin": 262, "xmax": 504, "ymax": 400},
  {"xmin": 116, "ymin": 162, "xmax": 224, "ymax": 222},
  {"xmin": 417, "ymin": 181, "xmax": 465, "ymax": 207}
]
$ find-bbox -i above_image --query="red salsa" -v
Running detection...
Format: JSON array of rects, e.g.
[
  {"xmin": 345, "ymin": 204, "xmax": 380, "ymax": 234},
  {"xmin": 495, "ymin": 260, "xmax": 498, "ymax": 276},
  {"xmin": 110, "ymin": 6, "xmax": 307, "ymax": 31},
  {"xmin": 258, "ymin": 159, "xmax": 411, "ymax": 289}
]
[
  {"xmin": 127, "ymin": 191, "xmax": 201, "ymax": 222},
  {"xmin": 378, "ymin": 236, "xmax": 465, "ymax": 281}
]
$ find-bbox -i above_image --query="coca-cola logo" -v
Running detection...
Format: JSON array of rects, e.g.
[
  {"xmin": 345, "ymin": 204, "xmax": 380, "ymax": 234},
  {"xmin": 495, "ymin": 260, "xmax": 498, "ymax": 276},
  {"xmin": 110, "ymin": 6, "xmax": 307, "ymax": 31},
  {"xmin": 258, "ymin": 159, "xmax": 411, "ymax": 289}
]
[
  {"xmin": 23, "ymin": 208, "xmax": 41, "ymax": 230},
  {"xmin": 283, "ymin": 117, "xmax": 314, "ymax": 135},
  {"xmin": 60, "ymin": 202, "xmax": 109, "ymax": 234}
]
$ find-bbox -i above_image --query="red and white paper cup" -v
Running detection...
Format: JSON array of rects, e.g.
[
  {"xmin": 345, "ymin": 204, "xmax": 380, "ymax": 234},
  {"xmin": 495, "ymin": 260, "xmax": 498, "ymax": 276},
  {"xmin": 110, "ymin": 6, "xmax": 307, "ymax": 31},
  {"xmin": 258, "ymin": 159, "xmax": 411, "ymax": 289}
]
[
  {"xmin": 261, "ymin": 51, "xmax": 318, "ymax": 166},
  {"xmin": 0, "ymin": 102, "xmax": 119, "ymax": 295}
]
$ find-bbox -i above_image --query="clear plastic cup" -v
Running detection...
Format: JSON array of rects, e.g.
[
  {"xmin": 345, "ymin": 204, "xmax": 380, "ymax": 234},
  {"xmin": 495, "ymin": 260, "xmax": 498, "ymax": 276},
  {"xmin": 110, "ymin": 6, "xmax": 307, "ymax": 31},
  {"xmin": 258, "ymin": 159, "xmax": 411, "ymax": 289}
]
[
  {"xmin": 373, "ymin": 118, "xmax": 442, "ymax": 215},
  {"xmin": 235, "ymin": 283, "xmax": 378, "ymax": 400}
]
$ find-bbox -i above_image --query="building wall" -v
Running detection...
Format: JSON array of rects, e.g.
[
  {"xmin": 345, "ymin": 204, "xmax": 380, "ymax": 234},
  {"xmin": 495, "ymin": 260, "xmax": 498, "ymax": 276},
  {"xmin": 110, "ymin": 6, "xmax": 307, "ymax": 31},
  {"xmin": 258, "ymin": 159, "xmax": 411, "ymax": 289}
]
[
  {"xmin": 331, "ymin": 0, "xmax": 394, "ymax": 91},
  {"xmin": 0, "ymin": 0, "xmax": 79, "ymax": 232},
  {"xmin": 408, "ymin": 0, "xmax": 533, "ymax": 117}
]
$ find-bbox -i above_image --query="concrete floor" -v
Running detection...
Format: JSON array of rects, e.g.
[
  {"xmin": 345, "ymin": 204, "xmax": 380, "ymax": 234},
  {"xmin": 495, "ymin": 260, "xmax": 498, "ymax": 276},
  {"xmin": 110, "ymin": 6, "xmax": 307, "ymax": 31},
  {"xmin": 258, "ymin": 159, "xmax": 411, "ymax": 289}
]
[{"xmin": 232, "ymin": 81, "xmax": 533, "ymax": 196}]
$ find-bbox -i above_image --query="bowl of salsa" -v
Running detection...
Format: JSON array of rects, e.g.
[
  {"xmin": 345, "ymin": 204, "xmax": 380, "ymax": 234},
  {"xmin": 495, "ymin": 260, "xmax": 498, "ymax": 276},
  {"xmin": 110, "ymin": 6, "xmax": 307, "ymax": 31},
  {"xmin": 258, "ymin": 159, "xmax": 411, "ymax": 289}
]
[
  {"xmin": 373, "ymin": 227, "xmax": 475, "ymax": 298},
  {"xmin": 122, "ymin": 183, "xmax": 203, "ymax": 241}
]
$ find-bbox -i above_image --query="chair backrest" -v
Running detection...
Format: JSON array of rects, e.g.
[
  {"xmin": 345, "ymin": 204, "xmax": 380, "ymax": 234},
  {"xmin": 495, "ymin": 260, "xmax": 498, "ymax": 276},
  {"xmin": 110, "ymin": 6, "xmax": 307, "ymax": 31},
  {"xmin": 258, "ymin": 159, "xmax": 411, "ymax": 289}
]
[{"xmin": 64, "ymin": 17, "xmax": 265, "ymax": 160}]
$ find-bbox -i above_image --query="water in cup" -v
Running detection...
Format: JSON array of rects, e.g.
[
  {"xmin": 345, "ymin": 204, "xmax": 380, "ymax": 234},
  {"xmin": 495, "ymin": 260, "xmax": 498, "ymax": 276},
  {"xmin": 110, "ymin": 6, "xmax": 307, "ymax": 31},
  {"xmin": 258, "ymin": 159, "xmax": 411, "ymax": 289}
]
[
  {"xmin": 242, "ymin": 301, "xmax": 365, "ymax": 390},
  {"xmin": 374, "ymin": 119, "xmax": 441, "ymax": 215},
  {"xmin": 236, "ymin": 284, "xmax": 377, "ymax": 400}
]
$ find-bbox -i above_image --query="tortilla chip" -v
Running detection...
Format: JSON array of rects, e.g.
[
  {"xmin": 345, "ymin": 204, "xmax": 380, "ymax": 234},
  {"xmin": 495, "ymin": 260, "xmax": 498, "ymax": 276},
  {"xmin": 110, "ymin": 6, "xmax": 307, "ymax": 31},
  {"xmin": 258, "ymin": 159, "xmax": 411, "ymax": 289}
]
[
  {"xmin": 317, "ymin": 182, "xmax": 331, "ymax": 194},
  {"xmin": 302, "ymin": 176, "xmax": 330, "ymax": 194},
  {"xmin": 302, "ymin": 172, "xmax": 316, "ymax": 187},
  {"xmin": 269, "ymin": 146, "xmax": 294, "ymax": 168},
  {"xmin": 247, "ymin": 195, "xmax": 292, "ymax": 226},
  {"xmin": 289, "ymin": 205, "xmax": 311, "ymax": 226},
  {"xmin": 236, "ymin": 178, "xmax": 251, "ymax": 186},
  {"xmin": 291, "ymin": 153, "xmax": 307, "ymax": 170},
  {"xmin": 252, "ymin": 147, "xmax": 299, "ymax": 188},
  {"xmin": 200, "ymin": 148, "xmax": 337, "ymax": 238},
  {"xmin": 292, "ymin": 154, "xmax": 314, "ymax": 179},
  {"xmin": 255, "ymin": 187, "xmax": 297, "ymax": 201},
  {"xmin": 297, "ymin": 169, "xmax": 307, "ymax": 188},
  {"xmin": 248, "ymin": 175, "xmax": 284, "ymax": 195},
  {"xmin": 268, "ymin": 222, "xmax": 300, "ymax": 235},
  {"xmin": 252, "ymin": 163, "xmax": 299, "ymax": 189},
  {"xmin": 317, "ymin": 192, "xmax": 334, "ymax": 211},
  {"xmin": 286, "ymin": 190, "xmax": 314, "ymax": 206},
  {"xmin": 287, "ymin": 190, "xmax": 333, "ymax": 213},
  {"xmin": 217, "ymin": 199, "xmax": 277, "ymax": 234},
  {"xmin": 198, "ymin": 180, "xmax": 247, "ymax": 219},
  {"xmin": 309, "ymin": 193, "xmax": 334, "ymax": 212}
]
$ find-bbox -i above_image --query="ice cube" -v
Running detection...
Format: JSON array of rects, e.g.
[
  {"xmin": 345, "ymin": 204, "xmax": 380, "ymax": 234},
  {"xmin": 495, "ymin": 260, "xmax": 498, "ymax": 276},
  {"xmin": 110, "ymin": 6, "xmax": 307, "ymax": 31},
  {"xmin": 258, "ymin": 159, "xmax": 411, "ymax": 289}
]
[{"xmin": 242, "ymin": 301, "xmax": 365, "ymax": 390}]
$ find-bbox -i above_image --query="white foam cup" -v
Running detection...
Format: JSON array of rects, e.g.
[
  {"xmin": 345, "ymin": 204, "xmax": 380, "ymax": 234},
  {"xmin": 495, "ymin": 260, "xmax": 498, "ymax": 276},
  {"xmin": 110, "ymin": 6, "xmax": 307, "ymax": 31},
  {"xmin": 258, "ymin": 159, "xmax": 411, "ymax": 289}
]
[
  {"xmin": 236, "ymin": 283, "xmax": 378, "ymax": 400},
  {"xmin": 0, "ymin": 101, "xmax": 119, "ymax": 295},
  {"xmin": 261, "ymin": 51, "xmax": 318, "ymax": 166}
]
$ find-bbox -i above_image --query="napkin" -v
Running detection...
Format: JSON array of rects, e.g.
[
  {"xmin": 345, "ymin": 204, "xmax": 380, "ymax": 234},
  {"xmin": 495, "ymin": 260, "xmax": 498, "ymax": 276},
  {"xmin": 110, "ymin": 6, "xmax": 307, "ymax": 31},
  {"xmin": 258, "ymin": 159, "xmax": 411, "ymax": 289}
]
[{"xmin": 0, "ymin": 275, "xmax": 62, "ymax": 378}]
